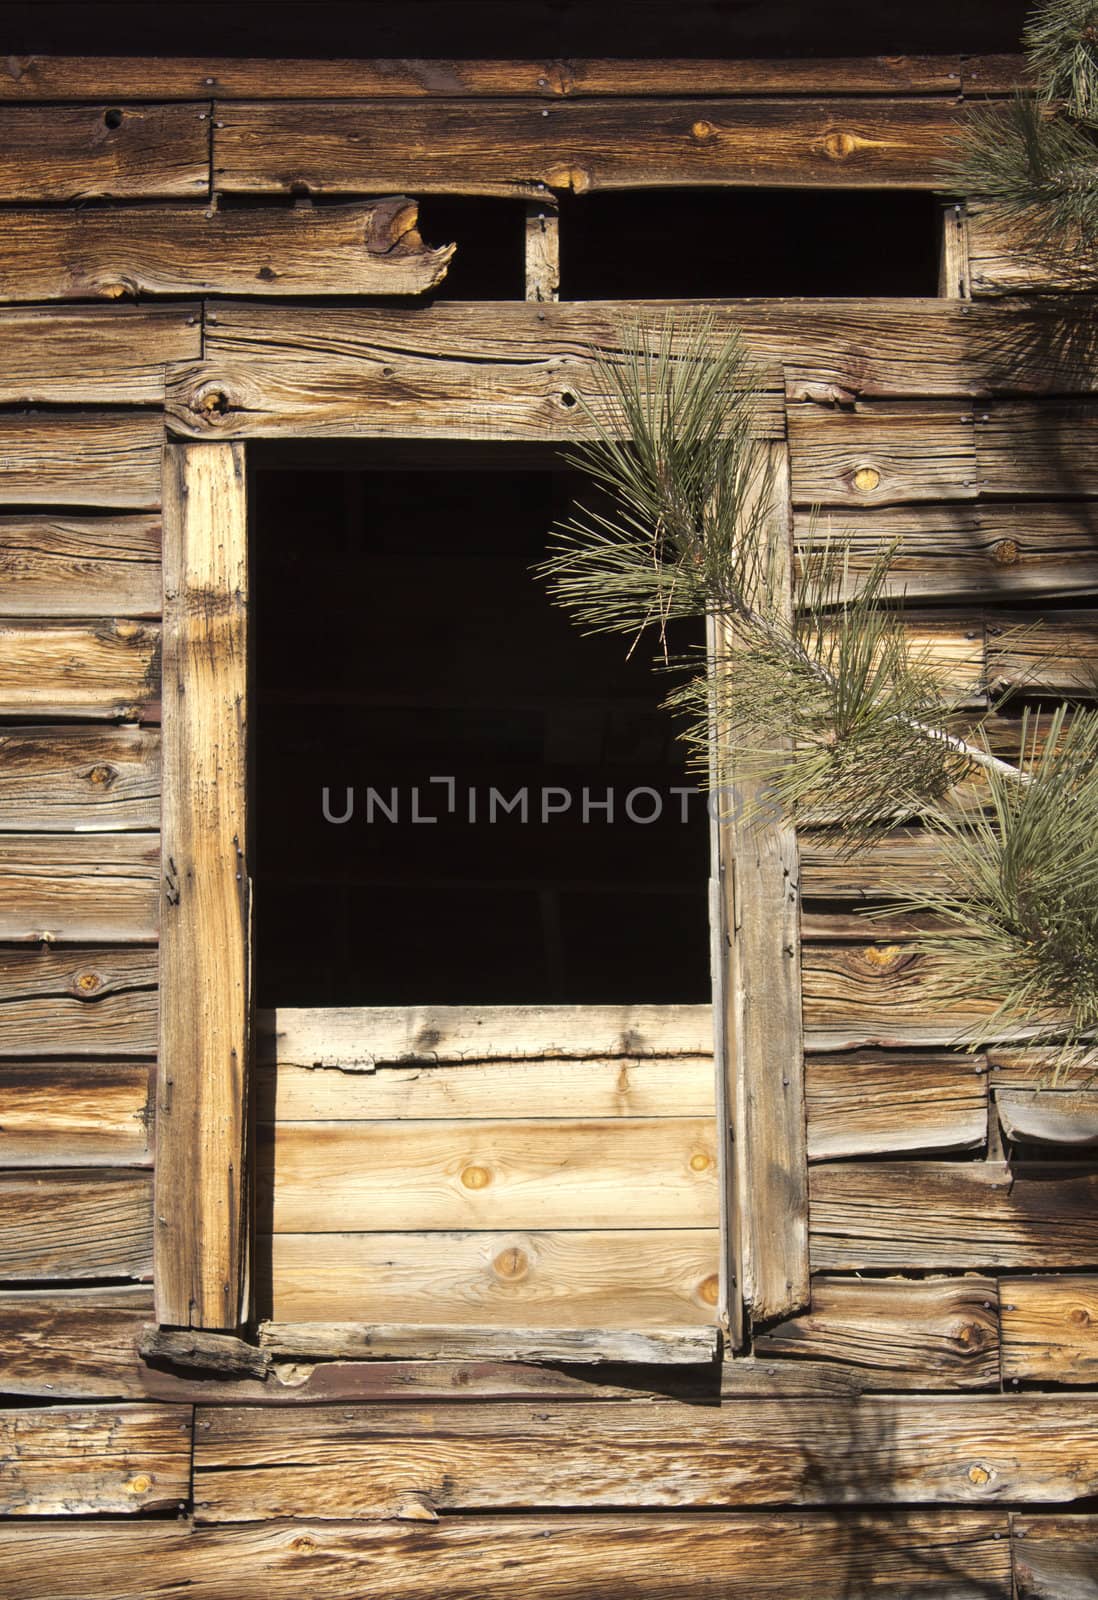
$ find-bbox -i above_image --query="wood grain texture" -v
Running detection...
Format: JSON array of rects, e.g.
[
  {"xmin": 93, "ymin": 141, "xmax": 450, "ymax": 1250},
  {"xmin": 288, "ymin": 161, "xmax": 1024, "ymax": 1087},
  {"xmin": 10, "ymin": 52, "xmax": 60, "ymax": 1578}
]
[
  {"xmin": 788, "ymin": 399, "xmax": 976, "ymax": 508},
  {"xmin": 987, "ymin": 611, "xmax": 1098, "ymax": 698},
  {"xmin": 0, "ymin": 727, "xmax": 159, "ymax": 832},
  {"xmin": 0, "ymin": 620, "xmax": 160, "ymax": 720},
  {"xmin": 0, "ymin": 1062, "xmax": 151, "ymax": 1166},
  {"xmin": 0, "ymin": 946, "xmax": 157, "ymax": 1057},
  {"xmin": 0, "ymin": 104, "xmax": 207, "ymax": 199},
  {"xmin": 0, "ymin": 414, "xmax": 161, "ymax": 509},
  {"xmin": 263, "ymin": 1119, "xmax": 719, "ymax": 1232},
  {"xmin": 802, "ymin": 941, "xmax": 997, "ymax": 1051},
  {"xmin": 0, "ymin": 1170, "xmax": 152, "ymax": 1280},
  {"xmin": 0, "ymin": 834, "xmax": 158, "ymax": 942},
  {"xmin": 755, "ymin": 1276, "xmax": 1000, "ymax": 1390},
  {"xmin": 810, "ymin": 1161, "xmax": 1098, "ymax": 1270},
  {"xmin": 1014, "ymin": 1515, "xmax": 1098, "ymax": 1599},
  {"xmin": 969, "ymin": 201, "xmax": 1098, "ymax": 295},
  {"xmin": 214, "ymin": 98, "xmax": 963, "ymax": 195},
  {"xmin": 192, "ymin": 1396, "xmax": 1098, "ymax": 1517},
  {"xmin": 157, "ymin": 442, "xmax": 249, "ymax": 1330},
  {"xmin": 0, "ymin": 1405, "xmax": 190, "ymax": 1516},
  {"xmin": 804, "ymin": 1050, "xmax": 987, "ymax": 1159},
  {"xmin": 0, "ymin": 306, "xmax": 199, "ymax": 402},
  {"xmin": 264, "ymin": 1228, "xmax": 719, "ymax": 1326},
  {"xmin": 0, "ymin": 1513, "xmax": 1014, "ymax": 1600},
  {"xmin": 258, "ymin": 1323, "xmax": 718, "ymax": 1365},
  {"xmin": 1001, "ymin": 1278, "xmax": 1098, "ymax": 1385},
  {"xmin": 524, "ymin": 202, "xmax": 559, "ymax": 302},
  {"xmin": 978, "ymin": 403, "xmax": 1098, "ymax": 498},
  {"xmin": 0, "ymin": 201, "xmax": 454, "ymax": 302},
  {"xmin": 0, "ymin": 515, "xmax": 160, "ymax": 616},
  {"xmin": 997, "ymin": 1091, "xmax": 1098, "ymax": 1147}
]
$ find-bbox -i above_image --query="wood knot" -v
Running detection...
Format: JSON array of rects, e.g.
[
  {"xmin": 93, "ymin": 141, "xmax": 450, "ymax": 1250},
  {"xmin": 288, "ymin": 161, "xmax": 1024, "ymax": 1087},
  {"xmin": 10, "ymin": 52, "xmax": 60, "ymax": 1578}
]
[
  {"xmin": 125, "ymin": 1475, "xmax": 152, "ymax": 1495},
  {"xmin": 955, "ymin": 1320, "xmax": 986, "ymax": 1350},
  {"xmin": 86, "ymin": 764, "xmax": 116, "ymax": 787},
  {"xmin": 852, "ymin": 465, "xmax": 881, "ymax": 493},
  {"xmin": 862, "ymin": 944, "xmax": 905, "ymax": 971},
  {"xmin": 698, "ymin": 1273, "xmax": 720, "ymax": 1306},
  {"xmin": 493, "ymin": 1246, "xmax": 529, "ymax": 1281},
  {"xmin": 71, "ymin": 968, "xmax": 105, "ymax": 999},
  {"xmin": 1070, "ymin": 1304, "xmax": 1093, "ymax": 1327},
  {"xmin": 546, "ymin": 164, "xmax": 590, "ymax": 193},
  {"xmin": 992, "ymin": 538, "xmax": 1020, "ymax": 566},
  {"xmin": 691, "ymin": 119, "xmax": 719, "ymax": 142},
  {"xmin": 823, "ymin": 129, "xmax": 858, "ymax": 160},
  {"xmin": 967, "ymin": 1462, "xmax": 992, "ymax": 1487},
  {"xmin": 196, "ymin": 387, "xmax": 230, "ymax": 419},
  {"xmin": 689, "ymin": 1150, "xmax": 712, "ymax": 1173},
  {"xmin": 289, "ymin": 1536, "xmax": 316, "ymax": 1553},
  {"xmin": 461, "ymin": 1164, "xmax": 491, "ymax": 1190}
]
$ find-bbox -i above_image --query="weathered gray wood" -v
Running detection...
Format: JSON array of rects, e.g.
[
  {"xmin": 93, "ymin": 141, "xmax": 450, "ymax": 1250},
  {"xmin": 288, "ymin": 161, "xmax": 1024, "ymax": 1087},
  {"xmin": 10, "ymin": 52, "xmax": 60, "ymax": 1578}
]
[
  {"xmin": 805, "ymin": 1051, "xmax": 987, "ymax": 1159},
  {"xmin": 1014, "ymin": 1515, "xmax": 1098, "ymax": 1599},
  {"xmin": 0, "ymin": 515, "xmax": 160, "ymax": 616},
  {"xmin": 997, "ymin": 1090, "xmax": 1098, "ymax": 1147},
  {"xmin": 0, "ymin": 727, "xmax": 159, "ymax": 832},
  {"xmin": 0, "ymin": 104, "xmax": 207, "ymax": 199},
  {"xmin": 157, "ymin": 442, "xmax": 250, "ymax": 1330},
  {"xmin": 0, "ymin": 946, "xmax": 157, "ymax": 1057},
  {"xmin": 987, "ymin": 611, "xmax": 1098, "ymax": 698},
  {"xmin": 754, "ymin": 1276, "xmax": 1000, "ymax": 1389},
  {"xmin": 0, "ymin": 306, "xmax": 199, "ymax": 402},
  {"xmin": 788, "ymin": 399, "xmax": 976, "ymax": 507},
  {"xmin": 214, "ymin": 98, "xmax": 964, "ymax": 196},
  {"xmin": 810, "ymin": 1161, "xmax": 1098, "ymax": 1270},
  {"xmin": 0, "ymin": 201, "xmax": 454, "ymax": 302},
  {"xmin": 524, "ymin": 202, "xmax": 559, "ymax": 302},
  {"xmin": 257, "ymin": 1323, "xmax": 718, "ymax": 1365},
  {"xmin": 0, "ymin": 1405, "xmax": 190, "ymax": 1516},
  {"xmin": 0, "ymin": 834, "xmax": 158, "ymax": 943},
  {"xmin": 802, "ymin": 941, "xmax": 998, "ymax": 1051},
  {"xmin": 0, "ymin": 414, "xmax": 161, "ymax": 509},
  {"xmin": 1001, "ymin": 1278, "xmax": 1098, "ymax": 1385},
  {"xmin": 138, "ymin": 1325, "xmax": 271, "ymax": 1378},
  {"xmin": 0, "ymin": 1062, "xmax": 151, "ymax": 1167},
  {"xmin": 0, "ymin": 620, "xmax": 160, "ymax": 720},
  {"xmin": 0, "ymin": 1171, "xmax": 152, "ymax": 1280},
  {"xmin": 193, "ymin": 1396, "xmax": 1098, "ymax": 1517},
  {"xmin": 978, "ymin": 403, "xmax": 1098, "ymax": 498},
  {"xmin": 988, "ymin": 1048, "xmax": 1098, "ymax": 1090},
  {"xmin": 0, "ymin": 1513, "xmax": 1015, "ymax": 1599}
]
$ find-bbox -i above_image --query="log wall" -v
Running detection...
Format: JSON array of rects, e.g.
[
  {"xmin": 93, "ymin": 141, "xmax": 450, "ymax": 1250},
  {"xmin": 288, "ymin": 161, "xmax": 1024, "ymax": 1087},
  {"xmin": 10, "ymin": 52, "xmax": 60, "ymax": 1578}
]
[{"xmin": 1, "ymin": 47, "xmax": 1097, "ymax": 1600}]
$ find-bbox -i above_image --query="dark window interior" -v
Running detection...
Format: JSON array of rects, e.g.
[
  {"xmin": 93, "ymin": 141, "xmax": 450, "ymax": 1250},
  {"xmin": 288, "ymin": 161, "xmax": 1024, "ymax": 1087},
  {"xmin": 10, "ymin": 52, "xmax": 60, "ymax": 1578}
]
[{"xmin": 253, "ymin": 451, "xmax": 710, "ymax": 1007}]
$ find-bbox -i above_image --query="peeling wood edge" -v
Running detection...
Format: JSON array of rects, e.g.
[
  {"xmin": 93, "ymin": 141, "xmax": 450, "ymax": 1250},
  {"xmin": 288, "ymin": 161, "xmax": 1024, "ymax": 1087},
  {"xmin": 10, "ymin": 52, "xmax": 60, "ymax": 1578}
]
[{"xmin": 257, "ymin": 1323, "xmax": 721, "ymax": 1366}]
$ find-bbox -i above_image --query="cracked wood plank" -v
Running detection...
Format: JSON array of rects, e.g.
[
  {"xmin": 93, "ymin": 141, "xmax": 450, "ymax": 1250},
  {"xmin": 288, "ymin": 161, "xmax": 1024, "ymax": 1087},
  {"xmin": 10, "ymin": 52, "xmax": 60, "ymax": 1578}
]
[
  {"xmin": 0, "ymin": 620, "xmax": 160, "ymax": 721},
  {"xmin": 0, "ymin": 103, "xmax": 207, "ymax": 200},
  {"xmin": 0, "ymin": 1171, "xmax": 152, "ymax": 1280},
  {"xmin": 0, "ymin": 727, "xmax": 159, "ymax": 832},
  {"xmin": 0, "ymin": 1405, "xmax": 190, "ymax": 1516},
  {"xmin": 0, "ymin": 515, "xmax": 160, "ymax": 617},
  {"xmin": 0, "ymin": 834, "xmax": 158, "ymax": 943},
  {"xmin": 0, "ymin": 946, "xmax": 157, "ymax": 1057},
  {"xmin": 0, "ymin": 414, "xmax": 161, "ymax": 509}
]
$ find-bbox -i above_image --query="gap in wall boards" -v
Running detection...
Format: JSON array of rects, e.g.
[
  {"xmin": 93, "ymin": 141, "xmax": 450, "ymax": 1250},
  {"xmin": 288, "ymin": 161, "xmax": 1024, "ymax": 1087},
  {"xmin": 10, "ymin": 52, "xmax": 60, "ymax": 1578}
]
[{"xmin": 252, "ymin": 456, "xmax": 710, "ymax": 1008}]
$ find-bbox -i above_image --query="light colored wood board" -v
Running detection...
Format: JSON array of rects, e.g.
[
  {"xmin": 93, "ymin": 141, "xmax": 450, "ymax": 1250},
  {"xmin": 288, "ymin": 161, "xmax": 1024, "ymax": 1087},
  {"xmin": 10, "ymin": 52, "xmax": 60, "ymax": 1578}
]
[
  {"xmin": 262, "ymin": 1119, "xmax": 719, "ymax": 1232},
  {"xmin": 193, "ymin": 1396, "xmax": 1098, "ymax": 1517},
  {"xmin": 0, "ymin": 1513, "xmax": 1015, "ymax": 1600},
  {"xmin": 755, "ymin": 1275, "xmax": 1000, "ymax": 1389},
  {"xmin": 0, "ymin": 514, "xmax": 160, "ymax": 616},
  {"xmin": 0, "ymin": 305, "xmax": 199, "ymax": 402},
  {"xmin": 804, "ymin": 1051, "xmax": 987, "ymax": 1160},
  {"xmin": 0, "ymin": 1170, "xmax": 152, "ymax": 1280},
  {"xmin": 997, "ymin": 1090, "xmax": 1098, "ymax": 1147},
  {"xmin": 795, "ymin": 503, "xmax": 1098, "ymax": 603},
  {"xmin": 0, "ymin": 1404, "xmax": 190, "ymax": 1516},
  {"xmin": 0, "ymin": 1062, "xmax": 151, "ymax": 1167},
  {"xmin": 0, "ymin": 414, "xmax": 161, "ymax": 509},
  {"xmin": 0, "ymin": 56, "xmax": 974, "ymax": 98},
  {"xmin": 524, "ymin": 202, "xmax": 559, "ymax": 302},
  {"xmin": 0, "ymin": 834, "xmax": 158, "ymax": 942},
  {"xmin": 810, "ymin": 1161, "xmax": 1098, "ymax": 1270},
  {"xmin": 0, "ymin": 202, "xmax": 453, "ymax": 302},
  {"xmin": 258, "ymin": 1323, "xmax": 717, "ymax": 1365},
  {"xmin": 0, "ymin": 620, "xmax": 160, "ymax": 720},
  {"xmin": 261, "ymin": 1004, "xmax": 715, "ymax": 1067},
  {"xmin": 264, "ymin": 1229, "xmax": 719, "ymax": 1326},
  {"xmin": 0, "ymin": 104, "xmax": 207, "ymax": 200},
  {"xmin": 978, "ymin": 403, "xmax": 1098, "ymax": 498},
  {"xmin": 0, "ymin": 946, "xmax": 157, "ymax": 1057},
  {"xmin": 987, "ymin": 611, "xmax": 1098, "ymax": 698},
  {"xmin": 969, "ymin": 201, "xmax": 1098, "ymax": 295},
  {"xmin": 0, "ymin": 726, "xmax": 159, "ymax": 831},
  {"xmin": 1001, "ymin": 1278, "xmax": 1098, "ymax": 1385},
  {"xmin": 788, "ymin": 399, "xmax": 976, "ymax": 508},
  {"xmin": 157, "ymin": 442, "xmax": 249, "ymax": 1330},
  {"xmin": 801, "ymin": 942, "xmax": 1000, "ymax": 1052},
  {"xmin": 258, "ymin": 1056, "xmax": 714, "ymax": 1120},
  {"xmin": 1014, "ymin": 1516, "xmax": 1098, "ymax": 1599},
  {"xmin": 214, "ymin": 98, "xmax": 963, "ymax": 195},
  {"xmin": 939, "ymin": 199, "xmax": 970, "ymax": 298}
]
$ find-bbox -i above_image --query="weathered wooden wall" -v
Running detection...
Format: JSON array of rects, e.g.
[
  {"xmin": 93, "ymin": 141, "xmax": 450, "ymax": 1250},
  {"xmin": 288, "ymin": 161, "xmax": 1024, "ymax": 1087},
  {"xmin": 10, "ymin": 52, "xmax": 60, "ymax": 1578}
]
[{"xmin": 1, "ymin": 49, "xmax": 1097, "ymax": 1600}]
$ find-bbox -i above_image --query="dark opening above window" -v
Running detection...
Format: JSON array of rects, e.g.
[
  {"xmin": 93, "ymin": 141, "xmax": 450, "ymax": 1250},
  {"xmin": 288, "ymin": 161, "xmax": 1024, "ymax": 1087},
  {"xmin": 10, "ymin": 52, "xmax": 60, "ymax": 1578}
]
[
  {"xmin": 253, "ymin": 455, "xmax": 711, "ymax": 1008},
  {"xmin": 558, "ymin": 188, "xmax": 941, "ymax": 300}
]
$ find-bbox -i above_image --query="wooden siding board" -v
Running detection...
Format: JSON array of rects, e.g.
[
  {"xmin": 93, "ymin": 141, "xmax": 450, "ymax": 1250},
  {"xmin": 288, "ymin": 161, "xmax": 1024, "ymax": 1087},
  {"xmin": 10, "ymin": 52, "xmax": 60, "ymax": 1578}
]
[
  {"xmin": 0, "ymin": 946, "xmax": 157, "ymax": 1058},
  {"xmin": 0, "ymin": 834, "xmax": 158, "ymax": 943},
  {"xmin": 0, "ymin": 1062, "xmax": 151, "ymax": 1167},
  {"xmin": 0, "ymin": 1170, "xmax": 153, "ymax": 1280},
  {"xmin": 0, "ymin": 727, "xmax": 159, "ymax": 832},
  {"xmin": 978, "ymin": 404, "xmax": 1098, "ymax": 498},
  {"xmin": 987, "ymin": 611, "xmax": 1098, "ymax": 698},
  {"xmin": 258, "ymin": 1324, "xmax": 718, "ymax": 1364},
  {"xmin": 0, "ymin": 515, "xmax": 161, "ymax": 618},
  {"xmin": 0, "ymin": 305, "xmax": 200, "ymax": 402},
  {"xmin": 0, "ymin": 1405, "xmax": 190, "ymax": 1516},
  {"xmin": 1001, "ymin": 1278, "xmax": 1098, "ymax": 1384},
  {"xmin": 802, "ymin": 941, "xmax": 998, "ymax": 1052},
  {"xmin": 804, "ymin": 1050, "xmax": 987, "ymax": 1159},
  {"xmin": 788, "ymin": 399, "xmax": 977, "ymax": 508},
  {"xmin": 0, "ymin": 414, "xmax": 162, "ymax": 510},
  {"xmin": 0, "ymin": 104, "xmax": 208, "ymax": 200},
  {"xmin": 0, "ymin": 620, "xmax": 160, "ymax": 721},
  {"xmin": 1014, "ymin": 1515, "xmax": 1098, "ymax": 1600},
  {"xmin": 997, "ymin": 1091, "xmax": 1098, "ymax": 1148}
]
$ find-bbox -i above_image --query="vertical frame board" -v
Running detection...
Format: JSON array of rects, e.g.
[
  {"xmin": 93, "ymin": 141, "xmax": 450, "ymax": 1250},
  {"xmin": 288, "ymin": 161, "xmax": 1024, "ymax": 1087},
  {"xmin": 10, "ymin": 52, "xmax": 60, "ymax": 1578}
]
[
  {"xmin": 155, "ymin": 442, "xmax": 251, "ymax": 1330},
  {"xmin": 722, "ymin": 441, "xmax": 810, "ymax": 1326}
]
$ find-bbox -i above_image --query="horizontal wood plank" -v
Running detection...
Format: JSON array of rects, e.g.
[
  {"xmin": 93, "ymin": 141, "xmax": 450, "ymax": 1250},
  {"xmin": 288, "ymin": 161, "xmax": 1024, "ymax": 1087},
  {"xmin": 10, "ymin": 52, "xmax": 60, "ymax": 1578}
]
[
  {"xmin": 0, "ymin": 727, "xmax": 159, "ymax": 831},
  {"xmin": 0, "ymin": 201, "xmax": 453, "ymax": 302},
  {"xmin": 1001, "ymin": 1277, "xmax": 1098, "ymax": 1385},
  {"xmin": 0, "ymin": 1513, "xmax": 1014, "ymax": 1599},
  {"xmin": 0, "ymin": 104, "xmax": 207, "ymax": 200},
  {"xmin": 0, "ymin": 1170, "xmax": 152, "ymax": 1280},
  {"xmin": 987, "ymin": 611, "xmax": 1098, "ymax": 698},
  {"xmin": 0, "ymin": 1405, "xmax": 190, "ymax": 1516},
  {"xmin": 788, "ymin": 399, "xmax": 976, "ymax": 507},
  {"xmin": 978, "ymin": 403, "xmax": 1098, "ymax": 498},
  {"xmin": 264, "ymin": 1228, "xmax": 718, "ymax": 1326},
  {"xmin": 193, "ymin": 1395, "xmax": 1098, "ymax": 1517},
  {"xmin": 754, "ymin": 1275, "xmax": 1000, "ymax": 1389},
  {"xmin": 0, "ymin": 834, "xmax": 158, "ymax": 942},
  {"xmin": 1014, "ymin": 1515, "xmax": 1098, "ymax": 1599},
  {"xmin": 997, "ymin": 1090, "xmax": 1098, "ymax": 1147},
  {"xmin": 810, "ymin": 1161, "xmax": 1098, "ymax": 1270},
  {"xmin": 804, "ymin": 1050, "xmax": 987, "ymax": 1159},
  {"xmin": 0, "ymin": 946, "xmax": 158, "ymax": 1057},
  {"xmin": 0, "ymin": 515, "xmax": 160, "ymax": 616},
  {"xmin": 969, "ymin": 201, "xmax": 1098, "ymax": 295},
  {"xmin": 0, "ymin": 1062, "xmax": 151, "ymax": 1166},
  {"xmin": 258, "ymin": 1323, "xmax": 717, "ymax": 1365},
  {"xmin": 0, "ymin": 306, "xmax": 199, "ymax": 402},
  {"xmin": 802, "ymin": 942, "xmax": 998, "ymax": 1051},
  {"xmin": 0, "ymin": 414, "xmax": 161, "ymax": 509},
  {"xmin": 214, "ymin": 98, "xmax": 964, "ymax": 195},
  {"xmin": 263, "ymin": 1119, "xmax": 719, "ymax": 1231},
  {"xmin": 0, "ymin": 620, "xmax": 159, "ymax": 720}
]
